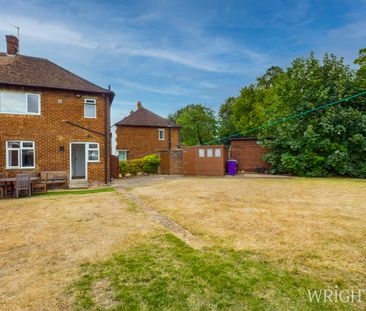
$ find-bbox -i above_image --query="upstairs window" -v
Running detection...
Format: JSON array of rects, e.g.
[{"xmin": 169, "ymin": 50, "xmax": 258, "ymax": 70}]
[
  {"xmin": 84, "ymin": 99, "xmax": 96, "ymax": 118},
  {"xmin": 199, "ymin": 148, "xmax": 205, "ymax": 158},
  {"xmin": 206, "ymin": 148, "xmax": 213, "ymax": 157},
  {"xmin": 0, "ymin": 92, "xmax": 40, "ymax": 115},
  {"xmin": 6, "ymin": 141, "xmax": 35, "ymax": 169},
  {"xmin": 158, "ymin": 129, "xmax": 165, "ymax": 140}
]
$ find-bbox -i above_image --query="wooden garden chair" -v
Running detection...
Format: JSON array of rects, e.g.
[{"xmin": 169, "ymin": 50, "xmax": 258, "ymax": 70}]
[
  {"xmin": 33, "ymin": 172, "xmax": 48, "ymax": 194},
  {"xmin": 14, "ymin": 174, "xmax": 31, "ymax": 199},
  {"xmin": 0, "ymin": 172, "xmax": 7, "ymax": 198}
]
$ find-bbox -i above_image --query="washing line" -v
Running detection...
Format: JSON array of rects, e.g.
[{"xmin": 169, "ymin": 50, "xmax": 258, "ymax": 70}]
[{"xmin": 200, "ymin": 90, "xmax": 366, "ymax": 146}]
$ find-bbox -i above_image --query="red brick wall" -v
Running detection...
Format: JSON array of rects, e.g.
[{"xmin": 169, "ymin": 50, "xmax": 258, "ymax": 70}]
[
  {"xmin": 230, "ymin": 139, "xmax": 269, "ymax": 172},
  {"xmin": 0, "ymin": 86, "xmax": 111, "ymax": 184},
  {"xmin": 159, "ymin": 151, "xmax": 170, "ymax": 175},
  {"xmin": 110, "ymin": 155, "xmax": 119, "ymax": 179},
  {"xmin": 116, "ymin": 126, "xmax": 180, "ymax": 160},
  {"xmin": 169, "ymin": 149, "xmax": 183, "ymax": 174},
  {"xmin": 159, "ymin": 149, "xmax": 183, "ymax": 175}
]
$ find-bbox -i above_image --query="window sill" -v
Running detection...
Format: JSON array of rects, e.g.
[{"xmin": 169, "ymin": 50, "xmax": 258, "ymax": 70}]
[
  {"xmin": 6, "ymin": 167, "xmax": 35, "ymax": 170},
  {"xmin": 0, "ymin": 112, "xmax": 41, "ymax": 116}
]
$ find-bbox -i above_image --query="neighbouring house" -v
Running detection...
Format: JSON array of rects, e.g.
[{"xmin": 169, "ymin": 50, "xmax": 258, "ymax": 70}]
[
  {"xmin": 115, "ymin": 101, "xmax": 181, "ymax": 160},
  {"xmin": 230, "ymin": 137, "xmax": 269, "ymax": 173},
  {"xmin": 0, "ymin": 35, "xmax": 114, "ymax": 186}
]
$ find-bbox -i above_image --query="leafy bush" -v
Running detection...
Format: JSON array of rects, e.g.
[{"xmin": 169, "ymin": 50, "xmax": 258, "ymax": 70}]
[
  {"xmin": 129, "ymin": 159, "xmax": 144, "ymax": 176},
  {"xmin": 142, "ymin": 154, "xmax": 160, "ymax": 174},
  {"xmin": 119, "ymin": 154, "xmax": 160, "ymax": 176},
  {"xmin": 119, "ymin": 160, "xmax": 128, "ymax": 176}
]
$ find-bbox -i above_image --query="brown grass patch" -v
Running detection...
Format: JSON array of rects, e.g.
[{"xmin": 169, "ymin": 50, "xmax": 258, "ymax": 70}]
[
  {"xmin": 0, "ymin": 191, "xmax": 158, "ymax": 310},
  {"xmin": 91, "ymin": 279, "xmax": 117, "ymax": 309},
  {"xmin": 131, "ymin": 177, "xmax": 366, "ymax": 289}
]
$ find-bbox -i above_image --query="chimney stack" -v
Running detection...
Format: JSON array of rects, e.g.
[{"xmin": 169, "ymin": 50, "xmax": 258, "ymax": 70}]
[
  {"xmin": 137, "ymin": 101, "xmax": 142, "ymax": 109},
  {"xmin": 6, "ymin": 35, "xmax": 19, "ymax": 55}
]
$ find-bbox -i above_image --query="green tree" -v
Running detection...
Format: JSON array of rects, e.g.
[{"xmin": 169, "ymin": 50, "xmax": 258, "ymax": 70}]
[
  {"xmin": 170, "ymin": 104, "xmax": 217, "ymax": 146},
  {"xmin": 262, "ymin": 52, "xmax": 366, "ymax": 177},
  {"xmin": 354, "ymin": 48, "xmax": 366, "ymax": 88},
  {"xmin": 229, "ymin": 66, "xmax": 284, "ymax": 133},
  {"xmin": 256, "ymin": 66, "xmax": 284, "ymax": 89},
  {"xmin": 218, "ymin": 97, "xmax": 236, "ymax": 145}
]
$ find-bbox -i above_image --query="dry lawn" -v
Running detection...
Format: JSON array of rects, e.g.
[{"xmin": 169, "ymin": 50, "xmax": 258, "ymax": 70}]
[
  {"xmin": 131, "ymin": 177, "xmax": 366, "ymax": 289},
  {"xmin": 0, "ymin": 191, "xmax": 158, "ymax": 310}
]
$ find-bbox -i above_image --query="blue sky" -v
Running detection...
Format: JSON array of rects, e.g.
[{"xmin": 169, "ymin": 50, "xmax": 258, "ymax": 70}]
[{"xmin": 0, "ymin": 0, "xmax": 365, "ymax": 124}]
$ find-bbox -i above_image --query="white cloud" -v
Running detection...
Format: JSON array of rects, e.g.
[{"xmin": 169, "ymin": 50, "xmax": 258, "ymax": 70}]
[
  {"xmin": 117, "ymin": 78, "xmax": 190, "ymax": 96},
  {"xmin": 0, "ymin": 14, "xmax": 96, "ymax": 48},
  {"xmin": 312, "ymin": 19, "xmax": 366, "ymax": 65},
  {"xmin": 327, "ymin": 20, "xmax": 366, "ymax": 40},
  {"xmin": 0, "ymin": 12, "xmax": 266, "ymax": 73}
]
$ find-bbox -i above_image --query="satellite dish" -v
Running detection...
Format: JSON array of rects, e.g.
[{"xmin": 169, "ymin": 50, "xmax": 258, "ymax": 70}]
[{"xmin": 57, "ymin": 99, "xmax": 63, "ymax": 104}]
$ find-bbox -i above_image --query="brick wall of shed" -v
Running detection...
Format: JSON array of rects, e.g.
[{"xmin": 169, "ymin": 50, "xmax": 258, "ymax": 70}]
[
  {"xmin": 230, "ymin": 140, "xmax": 269, "ymax": 172},
  {"xmin": 183, "ymin": 146, "xmax": 226, "ymax": 176},
  {"xmin": 0, "ymin": 86, "xmax": 111, "ymax": 184}
]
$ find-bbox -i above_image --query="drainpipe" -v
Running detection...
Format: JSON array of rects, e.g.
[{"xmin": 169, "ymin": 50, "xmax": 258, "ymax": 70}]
[
  {"xmin": 103, "ymin": 94, "xmax": 109, "ymax": 184},
  {"xmin": 168, "ymin": 126, "xmax": 172, "ymax": 150},
  {"xmin": 178, "ymin": 127, "xmax": 181, "ymax": 149},
  {"xmin": 110, "ymin": 132, "xmax": 113, "ymax": 181}
]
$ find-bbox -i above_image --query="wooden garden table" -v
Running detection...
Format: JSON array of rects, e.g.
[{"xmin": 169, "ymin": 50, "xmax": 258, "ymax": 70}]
[{"xmin": 0, "ymin": 177, "xmax": 39, "ymax": 198}]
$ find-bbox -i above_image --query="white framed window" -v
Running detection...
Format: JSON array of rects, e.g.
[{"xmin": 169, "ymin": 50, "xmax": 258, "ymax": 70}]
[
  {"xmin": 84, "ymin": 99, "xmax": 96, "ymax": 118},
  {"xmin": 6, "ymin": 141, "xmax": 35, "ymax": 169},
  {"xmin": 87, "ymin": 143, "xmax": 99, "ymax": 162},
  {"xmin": 199, "ymin": 148, "xmax": 205, "ymax": 158},
  {"xmin": 206, "ymin": 148, "xmax": 213, "ymax": 157},
  {"xmin": 0, "ymin": 92, "xmax": 40, "ymax": 115},
  {"xmin": 118, "ymin": 150, "xmax": 127, "ymax": 161},
  {"xmin": 158, "ymin": 129, "xmax": 165, "ymax": 140},
  {"xmin": 215, "ymin": 148, "xmax": 221, "ymax": 157}
]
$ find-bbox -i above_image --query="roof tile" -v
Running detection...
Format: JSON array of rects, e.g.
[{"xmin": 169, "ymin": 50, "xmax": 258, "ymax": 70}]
[
  {"xmin": 0, "ymin": 53, "xmax": 113, "ymax": 94},
  {"xmin": 115, "ymin": 105, "xmax": 180, "ymax": 128}
]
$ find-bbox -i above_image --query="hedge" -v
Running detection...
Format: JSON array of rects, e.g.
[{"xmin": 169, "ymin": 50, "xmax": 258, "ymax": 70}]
[{"xmin": 119, "ymin": 154, "xmax": 160, "ymax": 176}]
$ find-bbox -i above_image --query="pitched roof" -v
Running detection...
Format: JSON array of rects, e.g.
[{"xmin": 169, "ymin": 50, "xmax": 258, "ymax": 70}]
[
  {"xmin": 115, "ymin": 105, "xmax": 180, "ymax": 128},
  {"xmin": 0, "ymin": 53, "xmax": 113, "ymax": 95}
]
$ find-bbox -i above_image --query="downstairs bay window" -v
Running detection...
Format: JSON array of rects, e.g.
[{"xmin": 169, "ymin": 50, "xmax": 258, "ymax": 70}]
[{"xmin": 6, "ymin": 141, "xmax": 35, "ymax": 169}]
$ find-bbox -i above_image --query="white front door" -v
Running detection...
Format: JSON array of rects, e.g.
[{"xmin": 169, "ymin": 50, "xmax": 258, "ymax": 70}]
[{"xmin": 71, "ymin": 143, "xmax": 86, "ymax": 179}]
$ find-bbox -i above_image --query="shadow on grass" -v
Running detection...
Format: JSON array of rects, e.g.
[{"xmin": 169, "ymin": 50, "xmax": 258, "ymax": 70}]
[{"xmin": 71, "ymin": 234, "xmax": 350, "ymax": 311}]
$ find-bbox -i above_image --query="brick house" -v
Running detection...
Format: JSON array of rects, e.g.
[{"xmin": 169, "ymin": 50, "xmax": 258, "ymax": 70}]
[
  {"xmin": 115, "ymin": 101, "xmax": 180, "ymax": 160},
  {"xmin": 0, "ymin": 35, "xmax": 114, "ymax": 186}
]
